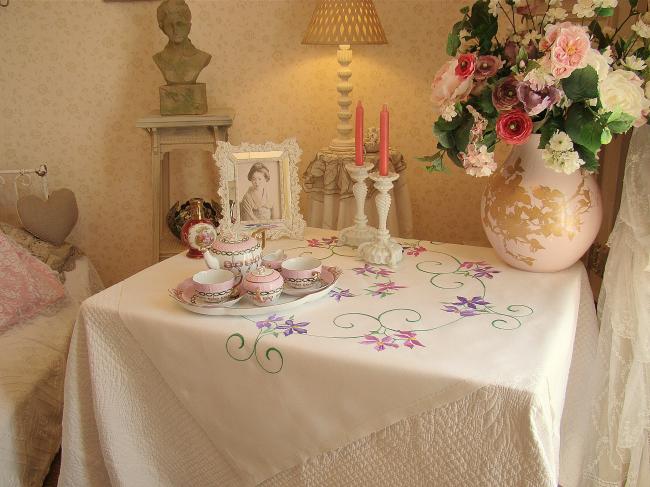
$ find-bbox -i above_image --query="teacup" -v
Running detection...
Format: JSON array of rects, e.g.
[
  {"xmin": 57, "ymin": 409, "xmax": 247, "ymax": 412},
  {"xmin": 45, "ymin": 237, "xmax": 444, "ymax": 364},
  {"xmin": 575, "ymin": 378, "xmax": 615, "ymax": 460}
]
[
  {"xmin": 281, "ymin": 257, "xmax": 322, "ymax": 289},
  {"xmin": 192, "ymin": 269, "xmax": 240, "ymax": 304},
  {"xmin": 261, "ymin": 249, "xmax": 287, "ymax": 270}
]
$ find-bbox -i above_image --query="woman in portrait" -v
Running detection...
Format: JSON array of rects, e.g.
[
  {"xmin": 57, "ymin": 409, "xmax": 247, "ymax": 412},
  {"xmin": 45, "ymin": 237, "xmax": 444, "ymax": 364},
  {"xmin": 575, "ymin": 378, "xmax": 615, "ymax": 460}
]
[{"xmin": 239, "ymin": 162, "xmax": 278, "ymax": 222}]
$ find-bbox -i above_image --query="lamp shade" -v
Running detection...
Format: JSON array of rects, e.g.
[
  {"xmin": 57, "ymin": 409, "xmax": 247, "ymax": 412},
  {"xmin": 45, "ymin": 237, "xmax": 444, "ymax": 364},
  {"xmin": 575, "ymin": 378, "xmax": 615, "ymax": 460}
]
[{"xmin": 302, "ymin": 0, "xmax": 387, "ymax": 45}]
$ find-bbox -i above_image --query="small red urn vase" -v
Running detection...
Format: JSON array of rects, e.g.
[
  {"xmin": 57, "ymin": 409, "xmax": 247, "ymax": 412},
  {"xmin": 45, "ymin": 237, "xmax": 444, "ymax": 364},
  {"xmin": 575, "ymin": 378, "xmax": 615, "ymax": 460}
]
[{"xmin": 181, "ymin": 198, "xmax": 217, "ymax": 259}]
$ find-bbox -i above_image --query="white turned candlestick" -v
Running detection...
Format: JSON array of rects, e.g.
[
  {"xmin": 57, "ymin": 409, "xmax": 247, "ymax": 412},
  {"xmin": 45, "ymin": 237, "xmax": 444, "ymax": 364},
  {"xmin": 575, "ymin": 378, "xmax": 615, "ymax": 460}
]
[
  {"xmin": 339, "ymin": 162, "xmax": 377, "ymax": 247},
  {"xmin": 357, "ymin": 171, "xmax": 403, "ymax": 267}
]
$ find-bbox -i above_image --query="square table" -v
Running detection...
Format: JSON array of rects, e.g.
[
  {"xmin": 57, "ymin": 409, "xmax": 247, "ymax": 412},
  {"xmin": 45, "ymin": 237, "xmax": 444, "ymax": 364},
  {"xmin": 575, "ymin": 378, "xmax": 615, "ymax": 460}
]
[{"xmin": 59, "ymin": 228, "xmax": 598, "ymax": 487}]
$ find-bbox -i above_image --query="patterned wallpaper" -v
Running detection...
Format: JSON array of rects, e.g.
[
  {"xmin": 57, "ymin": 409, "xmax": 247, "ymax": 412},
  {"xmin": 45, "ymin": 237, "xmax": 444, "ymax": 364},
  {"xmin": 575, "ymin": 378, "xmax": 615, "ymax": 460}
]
[{"xmin": 0, "ymin": 0, "xmax": 490, "ymax": 286}]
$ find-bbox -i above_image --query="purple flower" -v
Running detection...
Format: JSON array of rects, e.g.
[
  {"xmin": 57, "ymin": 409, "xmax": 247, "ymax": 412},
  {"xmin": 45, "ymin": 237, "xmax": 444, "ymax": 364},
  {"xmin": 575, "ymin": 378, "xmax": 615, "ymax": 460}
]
[
  {"xmin": 277, "ymin": 319, "xmax": 309, "ymax": 336},
  {"xmin": 256, "ymin": 314, "xmax": 284, "ymax": 329},
  {"xmin": 360, "ymin": 335, "xmax": 399, "ymax": 351},
  {"xmin": 517, "ymin": 82, "xmax": 561, "ymax": 116},
  {"xmin": 329, "ymin": 288, "xmax": 354, "ymax": 302},
  {"xmin": 460, "ymin": 260, "xmax": 489, "ymax": 269},
  {"xmin": 503, "ymin": 41, "xmax": 538, "ymax": 66},
  {"xmin": 441, "ymin": 305, "xmax": 479, "ymax": 317},
  {"xmin": 472, "ymin": 266, "xmax": 500, "ymax": 279},
  {"xmin": 373, "ymin": 267, "xmax": 395, "ymax": 277},
  {"xmin": 353, "ymin": 263, "xmax": 377, "ymax": 276},
  {"xmin": 453, "ymin": 296, "xmax": 489, "ymax": 309},
  {"xmin": 492, "ymin": 76, "xmax": 520, "ymax": 111},
  {"xmin": 367, "ymin": 281, "xmax": 406, "ymax": 297},
  {"xmin": 406, "ymin": 246, "xmax": 427, "ymax": 256},
  {"xmin": 395, "ymin": 330, "xmax": 425, "ymax": 349}
]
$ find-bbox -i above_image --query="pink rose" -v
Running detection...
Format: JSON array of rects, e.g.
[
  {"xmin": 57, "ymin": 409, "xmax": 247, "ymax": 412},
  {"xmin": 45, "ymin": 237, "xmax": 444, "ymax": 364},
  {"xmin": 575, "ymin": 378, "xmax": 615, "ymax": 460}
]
[
  {"xmin": 492, "ymin": 76, "xmax": 520, "ymax": 111},
  {"xmin": 431, "ymin": 59, "xmax": 474, "ymax": 109},
  {"xmin": 543, "ymin": 24, "xmax": 590, "ymax": 79},
  {"xmin": 474, "ymin": 55, "xmax": 503, "ymax": 81},
  {"xmin": 541, "ymin": 22, "xmax": 574, "ymax": 51},
  {"xmin": 496, "ymin": 110, "xmax": 533, "ymax": 145},
  {"xmin": 455, "ymin": 54, "xmax": 476, "ymax": 79}
]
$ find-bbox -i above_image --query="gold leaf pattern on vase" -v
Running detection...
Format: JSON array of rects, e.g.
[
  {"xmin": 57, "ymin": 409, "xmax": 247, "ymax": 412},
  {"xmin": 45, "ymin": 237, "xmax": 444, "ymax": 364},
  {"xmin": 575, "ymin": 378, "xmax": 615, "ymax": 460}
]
[{"xmin": 482, "ymin": 158, "xmax": 593, "ymax": 266}]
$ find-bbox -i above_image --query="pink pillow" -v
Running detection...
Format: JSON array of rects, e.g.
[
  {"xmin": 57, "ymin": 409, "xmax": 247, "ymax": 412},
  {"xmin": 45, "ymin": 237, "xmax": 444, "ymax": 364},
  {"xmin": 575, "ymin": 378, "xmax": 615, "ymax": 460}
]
[{"xmin": 0, "ymin": 232, "xmax": 65, "ymax": 332}]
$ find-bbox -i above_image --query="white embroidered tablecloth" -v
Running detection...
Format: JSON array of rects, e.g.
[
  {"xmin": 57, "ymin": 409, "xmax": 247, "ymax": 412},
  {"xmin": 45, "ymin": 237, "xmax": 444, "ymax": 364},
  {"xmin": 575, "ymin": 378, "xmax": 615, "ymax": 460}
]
[{"xmin": 59, "ymin": 228, "xmax": 598, "ymax": 487}]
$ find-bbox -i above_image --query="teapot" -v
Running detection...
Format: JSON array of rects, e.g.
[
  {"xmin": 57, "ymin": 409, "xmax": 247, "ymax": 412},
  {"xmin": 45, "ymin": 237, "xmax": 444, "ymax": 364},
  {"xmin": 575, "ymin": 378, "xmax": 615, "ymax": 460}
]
[{"xmin": 202, "ymin": 228, "xmax": 266, "ymax": 276}]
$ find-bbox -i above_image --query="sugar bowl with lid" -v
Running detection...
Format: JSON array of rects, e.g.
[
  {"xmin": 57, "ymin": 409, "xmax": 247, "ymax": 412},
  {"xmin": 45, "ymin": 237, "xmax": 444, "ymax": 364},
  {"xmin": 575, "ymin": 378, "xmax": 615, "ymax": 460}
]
[{"xmin": 241, "ymin": 266, "xmax": 284, "ymax": 306}]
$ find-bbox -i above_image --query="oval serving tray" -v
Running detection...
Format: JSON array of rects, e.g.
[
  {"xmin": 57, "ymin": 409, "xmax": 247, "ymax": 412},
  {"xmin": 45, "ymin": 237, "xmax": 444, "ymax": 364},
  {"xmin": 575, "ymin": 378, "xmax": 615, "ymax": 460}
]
[{"xmin": 169, "ymin": 266, "xmax": 341, "ymax": 316}]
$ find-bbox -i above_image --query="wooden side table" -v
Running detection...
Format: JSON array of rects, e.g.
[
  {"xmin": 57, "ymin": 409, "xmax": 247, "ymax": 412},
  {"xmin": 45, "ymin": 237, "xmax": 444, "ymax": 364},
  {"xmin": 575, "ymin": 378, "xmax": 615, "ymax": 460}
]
[{"xmin": 137, "ymin": 110, "xmax": 234, "ymax": 263}]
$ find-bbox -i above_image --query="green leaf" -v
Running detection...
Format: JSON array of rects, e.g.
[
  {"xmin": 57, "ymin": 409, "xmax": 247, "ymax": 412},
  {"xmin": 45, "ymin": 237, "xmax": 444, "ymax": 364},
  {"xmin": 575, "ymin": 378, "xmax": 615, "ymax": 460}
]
[
  {"xmin": 628, "ymin": 0, "xmax": 638, "ymax": 7},
  {"xmin": 565, "ymin": 104, "xmax": 603, "ymax": 153},
  {"xmin": 469, "ymin": 0, "xmax": 498, "ymax": 52},
  {"xmin": 482, "ymin": 130, "xmax": 497, "ymax": 150},
  {"xmin": 447, "ymin": 148, "xmax": 464, "ymax": 168},
  {"xmin": 474, "ymin": 89, "xmax": 497, "ymax": 116},
  {"xmin": 600, "ymin": 127, "xmax": 612, "ymax": 144},
  {"xmin": 607, "ymin": 112, "xmax": 635, "ymax": 133},
  {"xmin": 453, "ymin": 113, "xmax": 474, "ymax": 153},
  {"xmin": 575, "ymin": 144, "xmax": 599, "ymax": 172},
  {"xmin": 433, "ymin": 125, "xmax": 455, "ymax": 148},
  {"xmin": 589, "ymin": 20, "xmax": 607, "ymax": 48},
  {"xmin": 424, "ymin": 154, "xmax": 447, "ymax": 173},
  {"xmin": 434, "ymin": 114, "xmax": 463, "ymax": 132},
  {"xmin": 539, "ymin": 118, "xmax": 563, "ymax": 149},
  {"xmin": 561, "ymin": 66, "xmax": 599, "ymax": 102},
  {"xmin": 460, "ymin": 6, "xmax": 469, "ymax": 14},
  {"xmin": 595, "ymin": 6, "xmax": 614, "ymax": 16},
  {"xmin": 446, "ymin": 21, "xmax": 464, "ymax": 56}
]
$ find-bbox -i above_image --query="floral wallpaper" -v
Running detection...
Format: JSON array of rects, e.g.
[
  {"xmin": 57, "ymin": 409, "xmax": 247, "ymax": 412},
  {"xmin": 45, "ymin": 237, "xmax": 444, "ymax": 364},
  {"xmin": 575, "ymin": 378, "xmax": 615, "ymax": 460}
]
[{"xmin": 0, "ymin": 0, "xmax": 489, "ymax": 286}]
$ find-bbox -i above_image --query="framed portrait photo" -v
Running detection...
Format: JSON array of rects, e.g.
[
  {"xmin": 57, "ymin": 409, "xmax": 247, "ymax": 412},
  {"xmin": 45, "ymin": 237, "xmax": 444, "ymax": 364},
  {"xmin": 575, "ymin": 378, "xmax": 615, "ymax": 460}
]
[{"xmin": 214, "ymin": 139, "xmax": 306, "ymax": 240}]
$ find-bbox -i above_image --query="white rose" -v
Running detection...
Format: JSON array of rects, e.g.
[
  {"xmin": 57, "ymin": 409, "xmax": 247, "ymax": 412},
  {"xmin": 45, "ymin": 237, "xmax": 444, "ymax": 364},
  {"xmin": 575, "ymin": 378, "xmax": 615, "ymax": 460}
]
[
  {"xmin": 585, "ymin": 48, "xmax": 611, "ymax": 82},
  {"xmin": 600, "ymin": 70, "xmax": 650, "ymax": 124},
  {"xmin": 631, "ymin": 13, "xmax": 650, "ymax": 39}
]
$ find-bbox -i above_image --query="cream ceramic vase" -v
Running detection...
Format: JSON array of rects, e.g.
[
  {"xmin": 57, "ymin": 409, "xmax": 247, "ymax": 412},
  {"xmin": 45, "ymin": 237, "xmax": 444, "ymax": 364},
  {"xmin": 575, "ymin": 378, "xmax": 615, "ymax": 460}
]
[{"xmin": 481, "ymin": 135, "xmax": 602, "ymax": 272}]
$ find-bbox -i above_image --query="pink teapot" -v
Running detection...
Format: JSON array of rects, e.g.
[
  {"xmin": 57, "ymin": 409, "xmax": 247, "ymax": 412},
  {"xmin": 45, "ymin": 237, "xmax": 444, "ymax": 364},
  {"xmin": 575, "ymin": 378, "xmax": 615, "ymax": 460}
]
[{"xmin": 202, "ymin": 228, "xmax": 266, "ymax": 276}]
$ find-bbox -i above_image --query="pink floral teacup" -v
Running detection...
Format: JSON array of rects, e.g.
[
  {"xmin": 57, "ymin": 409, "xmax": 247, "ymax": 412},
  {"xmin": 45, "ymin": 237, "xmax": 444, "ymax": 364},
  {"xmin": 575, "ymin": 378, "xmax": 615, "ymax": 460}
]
[
  {"xmin": 192, "ymin": 269, "xmax": 240, "ymax": 304},
  {"xmin": 281, "ymin": 257, "xmax": 322, "ymax": 289}
]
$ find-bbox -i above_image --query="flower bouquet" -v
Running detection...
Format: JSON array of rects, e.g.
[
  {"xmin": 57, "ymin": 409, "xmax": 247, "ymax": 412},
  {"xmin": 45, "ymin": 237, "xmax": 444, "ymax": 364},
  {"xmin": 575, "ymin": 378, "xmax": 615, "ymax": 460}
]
[{"xmin": 423, "ymin": 0, "xmax": 650, "ymax": 177}]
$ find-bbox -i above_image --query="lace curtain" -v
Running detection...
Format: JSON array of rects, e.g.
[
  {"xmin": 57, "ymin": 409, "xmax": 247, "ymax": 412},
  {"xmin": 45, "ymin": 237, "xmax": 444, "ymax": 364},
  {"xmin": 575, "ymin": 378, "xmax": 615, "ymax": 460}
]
[{"xmin": 581, "ymin": 125, "xmax": 650, "ymax": 486}]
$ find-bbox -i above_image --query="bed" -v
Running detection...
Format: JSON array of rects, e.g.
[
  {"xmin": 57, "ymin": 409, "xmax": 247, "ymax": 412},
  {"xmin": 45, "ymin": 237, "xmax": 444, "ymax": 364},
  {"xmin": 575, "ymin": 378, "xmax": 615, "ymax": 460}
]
[{"xmin": 0, "ymin": 166, "xmax": 103, "ymax": 487}]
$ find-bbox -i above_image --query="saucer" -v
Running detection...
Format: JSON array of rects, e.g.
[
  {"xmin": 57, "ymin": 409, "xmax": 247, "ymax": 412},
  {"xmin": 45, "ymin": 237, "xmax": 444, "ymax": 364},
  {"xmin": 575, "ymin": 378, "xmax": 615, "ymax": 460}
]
[
  {"xmin": 282, "ymin": 279, "xmax": 328, "ymax": 297},
  {"xmin": 169, "ymin": 278, "xmax": 243, "ymax": 309}
]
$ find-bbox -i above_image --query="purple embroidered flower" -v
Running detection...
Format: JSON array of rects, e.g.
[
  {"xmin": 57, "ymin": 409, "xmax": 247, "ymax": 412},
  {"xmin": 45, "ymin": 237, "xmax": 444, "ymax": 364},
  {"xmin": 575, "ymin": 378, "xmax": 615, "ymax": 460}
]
[
  {"xmin": 366, "ymin": 281, "xmax": 406, "ymax": 298},
  {"xmin": 307, "ymin": 239, "xmax": 322, "ymax": 248},
  {"xmin": 353, "ymin": 263, "xmax": 377, "ymax": 276},
  {"xmin": 321, "ymin": 236, "xmax": 338, "ymax": 245},
  {"xmin": 256, "ymin": 314, "xmax": 284, "ymax": 329},
  {"xmin": 460, "ymin": 260, "xmax": 489, "ymax": 269},
  {"xmin": 406, "ymin": 246, "xmax": 427, "ymax": 256},
  {"xmin": 329, "ymin": 288, "xmax": 354, "ymax": 302},
  {"xmin": 373, "ymin": 267, "xmax": 395, "ymax": 277},
  {"xmin": 441, "ymin": 305, "xmax": 480, "ymax": 317},
  {"xmin": 276, "ymin": 319, "xmax": 309, "ymax": 336},
  {"xmin": 472, "ymin": 266, "xmax": 500, "ymax": 279},
  {"xmin": 360, "ymin": 335, "xmax": 399, "ymax": 351},
  {"xmin": 453, "ymin": 296, "xmax": 489, "ymax": 309},
  {"xmin": 395, "ymin": 330, "xmax": 425, "ymax": 349}
]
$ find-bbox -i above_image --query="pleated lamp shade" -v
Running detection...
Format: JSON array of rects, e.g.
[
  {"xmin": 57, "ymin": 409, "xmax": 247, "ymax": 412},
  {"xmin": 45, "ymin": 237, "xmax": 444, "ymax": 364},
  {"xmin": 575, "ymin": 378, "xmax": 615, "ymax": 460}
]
[{"xmin": 302, "ymin": 0, "xmax": 387, "ymax": 45}]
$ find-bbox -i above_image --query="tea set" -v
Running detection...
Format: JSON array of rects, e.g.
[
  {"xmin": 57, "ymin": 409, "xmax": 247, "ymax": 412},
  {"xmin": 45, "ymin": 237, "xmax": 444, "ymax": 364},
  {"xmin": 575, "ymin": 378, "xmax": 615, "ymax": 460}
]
[{"xmin": 173, "ymin": 225, "xmax": 337, "ymax": 310}]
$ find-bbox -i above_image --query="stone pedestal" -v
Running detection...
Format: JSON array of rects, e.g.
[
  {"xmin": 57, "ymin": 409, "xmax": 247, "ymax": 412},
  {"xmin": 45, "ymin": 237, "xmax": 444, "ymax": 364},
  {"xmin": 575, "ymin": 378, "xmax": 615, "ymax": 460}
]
[{"xmin": 160, "ymin": 83, "xmax": 208, "ymax": 116}]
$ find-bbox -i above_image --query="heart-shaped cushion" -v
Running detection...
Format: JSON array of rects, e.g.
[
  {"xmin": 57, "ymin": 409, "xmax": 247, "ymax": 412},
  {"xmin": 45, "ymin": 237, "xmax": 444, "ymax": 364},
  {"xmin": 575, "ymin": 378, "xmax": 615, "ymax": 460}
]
[{"xmin": 17, "ymin": 188, "xmax": 78, "ymax": 245}]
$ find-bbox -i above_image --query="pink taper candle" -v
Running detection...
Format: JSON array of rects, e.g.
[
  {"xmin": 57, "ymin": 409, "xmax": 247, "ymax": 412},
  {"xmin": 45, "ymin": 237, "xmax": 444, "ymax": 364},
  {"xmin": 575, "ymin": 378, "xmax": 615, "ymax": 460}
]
[
  {"xmin": 355, "ymin": 101, "xmax": 364, "ymax": 166},
  {"xmin": 379, "ymin": 104, "xmax": 389, "ymax": 176}
]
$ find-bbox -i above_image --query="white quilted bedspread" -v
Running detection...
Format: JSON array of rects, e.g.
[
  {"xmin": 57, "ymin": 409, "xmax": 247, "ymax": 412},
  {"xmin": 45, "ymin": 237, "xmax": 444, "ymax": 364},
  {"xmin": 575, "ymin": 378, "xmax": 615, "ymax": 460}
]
[{"xmin": 59, "ymin": 231, "xmax": 598, "ymax": 487}]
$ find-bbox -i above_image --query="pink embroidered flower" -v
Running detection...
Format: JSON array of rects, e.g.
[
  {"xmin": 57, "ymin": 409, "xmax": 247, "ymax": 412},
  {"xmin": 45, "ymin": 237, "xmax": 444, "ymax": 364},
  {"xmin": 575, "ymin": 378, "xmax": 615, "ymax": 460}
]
[
  {"xmin": 431, "ymin": 59, "xmax": 474, "ymax": 110},
  {"xmin": 360, "ymin": 335, "xmax": 399, "ymax": 352},
  {"xmin": 496, "ymin": 110, "xmax": 533, "ymax": 145},
  {"xmin": 492, "ymin": 76, "xmax": 520, "ymax": 111},
  {"xmin": 474, "ymin": 55, "xmax": 503, "ymax": 81},
  {"xmin": 455, "ymin": 53, "xmax": 476, "ymax": 79}
]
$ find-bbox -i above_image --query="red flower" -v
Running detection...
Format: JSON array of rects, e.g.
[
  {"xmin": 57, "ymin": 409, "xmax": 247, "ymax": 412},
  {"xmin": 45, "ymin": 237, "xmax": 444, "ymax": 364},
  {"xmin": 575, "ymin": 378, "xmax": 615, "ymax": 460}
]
[
  {"xmin": 455, "ymin": 54, "xmax": 476, "ymax": 79},
  {"xmin": 492, "ymin": 76, "xmax": 520, "ymax": 111},
  {"xmin": 496, "ymin": 110, "xmax": 533, "ymax": 145}
]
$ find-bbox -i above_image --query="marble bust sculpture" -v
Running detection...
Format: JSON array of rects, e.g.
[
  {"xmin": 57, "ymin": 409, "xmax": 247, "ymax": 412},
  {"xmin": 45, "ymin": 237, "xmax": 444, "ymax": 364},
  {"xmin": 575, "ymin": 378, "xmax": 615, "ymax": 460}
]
[{"xmin": 153, "ymin": 0, "xmax": 211, "ymax": 115}]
